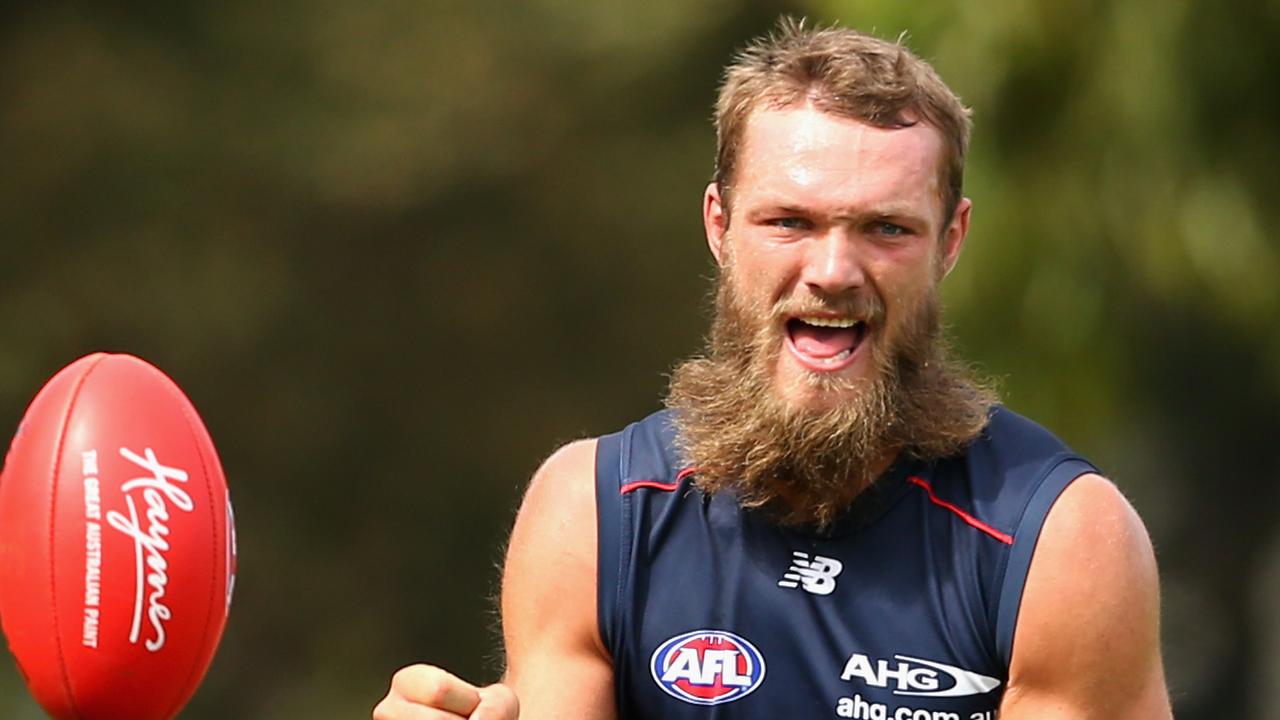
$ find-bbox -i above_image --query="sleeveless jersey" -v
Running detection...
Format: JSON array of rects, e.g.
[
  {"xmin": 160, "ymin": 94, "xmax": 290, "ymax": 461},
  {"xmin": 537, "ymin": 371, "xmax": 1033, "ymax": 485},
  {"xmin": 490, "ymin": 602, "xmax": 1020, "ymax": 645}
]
[{"xmin": 595, "ymin": 406, "xmax": 1096, "ymax": 720}]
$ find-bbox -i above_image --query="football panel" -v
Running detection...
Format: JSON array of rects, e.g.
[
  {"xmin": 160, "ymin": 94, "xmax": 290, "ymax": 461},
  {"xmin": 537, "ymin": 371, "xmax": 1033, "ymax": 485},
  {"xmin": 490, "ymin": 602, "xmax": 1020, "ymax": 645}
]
[
  {"xmin": 0, "ymin": 352, "xmax": 109, "ymax": 720},
  {"xmin": 53, "ymin": 355, "xmax": 227, "ymax": 720}
]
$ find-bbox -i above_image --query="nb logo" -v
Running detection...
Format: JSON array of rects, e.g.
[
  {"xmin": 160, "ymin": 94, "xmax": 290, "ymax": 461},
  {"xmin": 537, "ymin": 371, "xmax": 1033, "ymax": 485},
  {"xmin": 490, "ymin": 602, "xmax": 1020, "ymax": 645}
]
[{"xmin": 778, "ymin": 551, "xmax": 843, "ymax": 595}]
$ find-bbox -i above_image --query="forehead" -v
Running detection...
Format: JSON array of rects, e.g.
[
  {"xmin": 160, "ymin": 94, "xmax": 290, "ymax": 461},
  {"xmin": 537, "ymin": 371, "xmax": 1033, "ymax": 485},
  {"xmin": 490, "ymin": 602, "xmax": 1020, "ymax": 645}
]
[{"xmin": 734, "ymin": 105, "xmax": 946, "ymax": 218}]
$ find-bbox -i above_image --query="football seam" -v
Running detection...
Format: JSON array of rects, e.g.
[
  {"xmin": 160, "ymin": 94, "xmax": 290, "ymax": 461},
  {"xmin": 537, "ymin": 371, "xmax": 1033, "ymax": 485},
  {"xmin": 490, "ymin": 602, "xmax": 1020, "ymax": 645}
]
[
  {"xmin": 153, "ymin": 361, "xmax": 223, "ymax": 720},
  {"xmin": 48, "ymin": 353, "xmax": 107, "ymax": 720}
]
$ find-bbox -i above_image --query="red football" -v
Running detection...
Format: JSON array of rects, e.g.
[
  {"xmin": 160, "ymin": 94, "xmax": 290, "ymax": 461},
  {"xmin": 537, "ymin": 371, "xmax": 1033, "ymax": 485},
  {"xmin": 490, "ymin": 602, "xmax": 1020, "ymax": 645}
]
[{"xmin": 0, "ymin": 353, "xmax": 236, "ymax": 720}]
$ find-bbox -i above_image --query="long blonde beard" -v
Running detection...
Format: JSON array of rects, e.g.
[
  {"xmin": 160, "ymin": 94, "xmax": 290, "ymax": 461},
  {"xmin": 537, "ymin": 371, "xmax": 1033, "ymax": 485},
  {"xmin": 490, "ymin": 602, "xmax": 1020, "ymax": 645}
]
[{"xmin": 665, "ymin": 270, "xmax": 996, "ymax": 530}]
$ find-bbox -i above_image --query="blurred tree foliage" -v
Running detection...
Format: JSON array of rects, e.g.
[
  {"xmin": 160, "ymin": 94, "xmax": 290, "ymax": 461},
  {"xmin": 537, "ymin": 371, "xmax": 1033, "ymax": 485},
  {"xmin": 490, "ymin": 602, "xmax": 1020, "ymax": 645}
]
[{"xmin": 0, "ymin": 1, "xmax": 1276, "ymax": 717}]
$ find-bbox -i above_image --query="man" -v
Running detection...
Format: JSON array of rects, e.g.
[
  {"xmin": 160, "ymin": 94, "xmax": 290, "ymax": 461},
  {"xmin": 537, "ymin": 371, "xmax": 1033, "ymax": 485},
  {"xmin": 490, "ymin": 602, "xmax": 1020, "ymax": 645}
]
[{"xmin": 374, "ymin": 20, "xmax": 1171, "ymax": 720}]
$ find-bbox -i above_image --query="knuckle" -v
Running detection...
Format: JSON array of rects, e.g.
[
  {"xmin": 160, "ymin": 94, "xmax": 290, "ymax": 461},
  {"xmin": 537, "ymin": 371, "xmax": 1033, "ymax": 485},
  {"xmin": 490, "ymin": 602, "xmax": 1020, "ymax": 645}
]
[
  {"xmin": 391, "ymin": 663, "xmax": 429, "ymax": 687},
  {"xmin": 424, "ymin": 680, "xmax": 454, "ymax": 707},
  {"xmin": 474, "ymin": 683, "xmax": 519, "ymax": 719},
  {"xmin": 492, "ymin": 682, "xmax": 519, "ymax": 708},
  {"xmin": 405, "ymin": 664, "xmax": 457, "ymax": 706},
  {"xmin": 394, "ymin": 664, "xmax": 436, "ymax": 687},
  {"xmin": 370, "ymin": 697, "xmax": 395, "ymax": 720}
]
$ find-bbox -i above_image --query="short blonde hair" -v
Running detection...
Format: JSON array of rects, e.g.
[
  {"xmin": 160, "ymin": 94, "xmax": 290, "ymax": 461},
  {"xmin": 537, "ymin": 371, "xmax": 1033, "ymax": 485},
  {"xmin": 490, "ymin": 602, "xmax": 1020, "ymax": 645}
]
[{"xmin": 715, "ymin": 18, "xmax": 972, "ymax": 222}]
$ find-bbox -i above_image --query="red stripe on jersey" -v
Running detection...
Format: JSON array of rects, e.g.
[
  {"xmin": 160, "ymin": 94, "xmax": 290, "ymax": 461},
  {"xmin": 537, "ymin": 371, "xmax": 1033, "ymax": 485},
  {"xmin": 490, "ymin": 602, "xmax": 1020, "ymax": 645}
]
[
  {"xmin": 620, "ymin": 467, "xmax": 697, "ymax": 495},
  {"xmin": 620, "ymin": 480, "xmax": 680, "ymax": 494},
  {"xmin": 908, "ymin": 475, "xmax": 1014, "ymax": 545}
]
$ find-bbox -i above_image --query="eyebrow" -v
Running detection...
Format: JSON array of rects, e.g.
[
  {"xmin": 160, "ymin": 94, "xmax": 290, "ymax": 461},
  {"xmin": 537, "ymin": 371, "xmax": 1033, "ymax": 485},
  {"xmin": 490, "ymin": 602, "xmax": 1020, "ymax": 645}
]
[{"xmin": 746, "ymin": 200, "xmax": 930, "ymax": 225}]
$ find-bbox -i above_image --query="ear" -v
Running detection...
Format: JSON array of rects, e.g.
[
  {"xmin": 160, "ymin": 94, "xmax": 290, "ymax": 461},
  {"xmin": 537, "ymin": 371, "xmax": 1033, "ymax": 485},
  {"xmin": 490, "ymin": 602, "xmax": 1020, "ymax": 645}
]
[
  {"xmin": 939, "ymin": 197, "xmax": 971, "ymax": 279},
  {"xmin": 703, "ymin": 182, "xmax": 728, "ymax": 267}
]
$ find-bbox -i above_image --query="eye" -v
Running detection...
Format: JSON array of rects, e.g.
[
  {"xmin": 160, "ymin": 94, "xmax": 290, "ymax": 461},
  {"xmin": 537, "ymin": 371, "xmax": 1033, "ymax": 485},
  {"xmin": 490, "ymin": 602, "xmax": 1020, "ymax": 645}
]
[
  {"xmin": 768, "ymin": 216, "xmax": 812, "ymax": 231},
  {"xmin": 872, "ymin": 221, "xmax": 910, "ymax": 238}
]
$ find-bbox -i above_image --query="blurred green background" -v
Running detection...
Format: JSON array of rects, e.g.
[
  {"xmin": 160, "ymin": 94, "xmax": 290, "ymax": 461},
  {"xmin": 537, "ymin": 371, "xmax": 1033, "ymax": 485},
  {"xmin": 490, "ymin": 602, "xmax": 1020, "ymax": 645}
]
[{"xmin": 1, "ymin": 0, "xmax": 1277, "ymax": 717}]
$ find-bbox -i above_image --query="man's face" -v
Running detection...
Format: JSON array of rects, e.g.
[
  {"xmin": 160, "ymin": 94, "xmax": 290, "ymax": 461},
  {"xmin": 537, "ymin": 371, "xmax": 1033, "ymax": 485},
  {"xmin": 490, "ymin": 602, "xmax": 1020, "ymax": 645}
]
[{"xmin": 703, "ymin": 104, "xmax": 971, "ymax": 412}]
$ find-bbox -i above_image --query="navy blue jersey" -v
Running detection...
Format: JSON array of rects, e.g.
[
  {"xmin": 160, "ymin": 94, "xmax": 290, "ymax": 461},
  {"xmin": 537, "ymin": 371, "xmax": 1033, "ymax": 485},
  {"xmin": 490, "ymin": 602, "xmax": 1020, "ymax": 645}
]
[{"xmin": 596, "ymin": 406, "xmax": 1096, "ymax": 719}]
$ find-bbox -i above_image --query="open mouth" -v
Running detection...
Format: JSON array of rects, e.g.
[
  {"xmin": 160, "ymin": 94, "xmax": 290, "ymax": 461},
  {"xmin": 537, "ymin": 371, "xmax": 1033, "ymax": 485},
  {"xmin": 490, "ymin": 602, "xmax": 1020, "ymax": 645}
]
[{"xmin": 785, "ymin": 316, "xmax": 868, "ymax": 370}]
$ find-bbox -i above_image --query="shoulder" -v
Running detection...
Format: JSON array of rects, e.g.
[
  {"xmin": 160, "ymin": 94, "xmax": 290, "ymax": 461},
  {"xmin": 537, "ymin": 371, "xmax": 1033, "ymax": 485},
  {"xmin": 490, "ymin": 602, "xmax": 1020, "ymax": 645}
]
[
  {"xmin": 525, "ymin": 438, "xmax": 598, "ymax": 501},
  {"xmin": 968, "ymin": 405, "xmax": 1082, "ymax": 468},
  {"xmin": 934, "ymin": 406, "xmax": 1096, "ymax": 555},
  {"xmin": 502, "ymin": 438, "xmax": 605, "ymax": 661},
  {"xmin": 1015, "ymin": 473, "xmax": 1159, "ymax": 637},
  {"xmin": 508, "ymin": 438, "xmax": 598, "ymax": 567},
  {"xmin": 596, "ymin": 409, "xmax": 684, "ymax": 487},
  {"xmin": 1019, "ymin": 474, "xmax": 1159, "ymax": 629},
  {"xmin": 938, "ymin": 407, "xmax": 1111, "ymax": 669},
  {"xmin": 514, "ymin": 407, "xmax": 683, "ymax": 544},
  {"xmin": 953, "ymin": 406, "xmax": 1097, "ymax": 547},
  {"xmin": 1002, "ymin": 473, "xmax": 1170, "ymax": 716}
]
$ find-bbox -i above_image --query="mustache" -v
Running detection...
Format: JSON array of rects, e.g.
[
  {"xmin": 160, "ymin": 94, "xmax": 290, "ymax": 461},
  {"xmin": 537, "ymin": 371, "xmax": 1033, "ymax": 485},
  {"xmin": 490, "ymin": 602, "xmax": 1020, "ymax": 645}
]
[{"xmin": 770, "ymin": 292, "xmax": 886, "ymax": 325}]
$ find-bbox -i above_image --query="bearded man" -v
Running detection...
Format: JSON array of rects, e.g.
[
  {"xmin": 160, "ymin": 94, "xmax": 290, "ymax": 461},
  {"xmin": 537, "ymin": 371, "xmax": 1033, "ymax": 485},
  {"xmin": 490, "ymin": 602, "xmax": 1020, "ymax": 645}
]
[{"xmin": 375, "ymin": 20, "xmax": 1172, "ymax": 720}]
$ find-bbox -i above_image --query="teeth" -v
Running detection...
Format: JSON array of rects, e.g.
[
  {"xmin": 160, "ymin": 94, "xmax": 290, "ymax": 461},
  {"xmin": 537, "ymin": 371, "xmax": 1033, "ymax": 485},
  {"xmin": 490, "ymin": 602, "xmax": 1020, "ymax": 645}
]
[
  {"xmin": 798, "ymin": 316, "xmax": 859, "ymax": 328},
  {"xmin": 814, "ymin": 349, "xmax": 853, "ymax": 365}
]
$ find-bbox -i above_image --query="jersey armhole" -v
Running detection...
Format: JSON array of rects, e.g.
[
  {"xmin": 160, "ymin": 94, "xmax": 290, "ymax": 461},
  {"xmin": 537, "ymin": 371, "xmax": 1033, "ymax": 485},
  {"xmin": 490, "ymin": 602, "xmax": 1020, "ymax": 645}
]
[
  {"xmin": 594, "ymin": 426, "xmax": 631, "ymax": 657},
  {"xmin": 994, "ymin": 456, "xmax": 1097, "ymax": 668}
]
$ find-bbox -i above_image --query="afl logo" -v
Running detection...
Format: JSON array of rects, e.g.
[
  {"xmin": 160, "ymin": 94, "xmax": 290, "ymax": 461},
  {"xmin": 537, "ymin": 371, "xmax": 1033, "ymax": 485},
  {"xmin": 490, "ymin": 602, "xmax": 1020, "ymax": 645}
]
[{"xmin": 650, "ymin": 629, "xmax": 766, "ymax": 705}]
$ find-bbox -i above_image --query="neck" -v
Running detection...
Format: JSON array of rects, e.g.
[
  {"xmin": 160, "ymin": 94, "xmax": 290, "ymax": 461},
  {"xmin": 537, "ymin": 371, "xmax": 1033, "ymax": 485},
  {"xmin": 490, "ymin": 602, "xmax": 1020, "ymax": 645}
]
[{"xmin": 773, "ymin": 446, "xmax": 902, "ymax": 521}]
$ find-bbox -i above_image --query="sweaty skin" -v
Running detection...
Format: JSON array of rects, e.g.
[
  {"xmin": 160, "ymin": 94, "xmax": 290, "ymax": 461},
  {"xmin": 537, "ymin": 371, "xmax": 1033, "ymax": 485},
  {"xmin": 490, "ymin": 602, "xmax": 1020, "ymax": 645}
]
[{"xmin": 372, "ymin": 106, "xmax": 1171, "ymax": 720}]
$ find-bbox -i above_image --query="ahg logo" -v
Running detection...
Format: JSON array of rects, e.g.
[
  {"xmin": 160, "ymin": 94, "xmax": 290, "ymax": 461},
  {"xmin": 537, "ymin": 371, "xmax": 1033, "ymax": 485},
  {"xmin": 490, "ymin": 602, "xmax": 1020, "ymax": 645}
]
[{"xmin": 841, "ymin": 653, "xmax": 1000, "ymax": 697}]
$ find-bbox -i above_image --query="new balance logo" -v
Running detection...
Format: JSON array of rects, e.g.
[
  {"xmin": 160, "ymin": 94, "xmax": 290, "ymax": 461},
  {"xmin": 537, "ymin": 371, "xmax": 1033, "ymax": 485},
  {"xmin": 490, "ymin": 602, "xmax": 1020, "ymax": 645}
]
[{"xmin": 778, "ymin": 551, "xmax": 843, "ymax": 595}]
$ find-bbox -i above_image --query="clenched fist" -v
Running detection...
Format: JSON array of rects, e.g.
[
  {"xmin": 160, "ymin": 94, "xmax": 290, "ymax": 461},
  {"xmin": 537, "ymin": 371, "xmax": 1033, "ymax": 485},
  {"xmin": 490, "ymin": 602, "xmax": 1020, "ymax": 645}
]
[{"xmin": 373, "ymin": 665, "xmax": 519, "ymax": 720}]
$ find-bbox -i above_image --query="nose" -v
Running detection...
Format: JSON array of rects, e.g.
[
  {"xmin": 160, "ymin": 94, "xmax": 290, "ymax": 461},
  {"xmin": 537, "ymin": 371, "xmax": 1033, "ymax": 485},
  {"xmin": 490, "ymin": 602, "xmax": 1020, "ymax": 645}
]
[{"xmin": 801, "ymin": 229, "xmax": 866, "ymax": 296}]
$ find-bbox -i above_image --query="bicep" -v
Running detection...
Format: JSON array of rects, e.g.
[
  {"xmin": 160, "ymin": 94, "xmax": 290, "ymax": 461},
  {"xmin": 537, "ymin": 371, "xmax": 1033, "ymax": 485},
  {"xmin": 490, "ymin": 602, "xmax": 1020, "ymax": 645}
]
[
  {"xmin": 500, "ymin": 439, "xmax": 616, "ymax": 720},
  {"xmin": 1000, "ymin": 473, "xmax": 1171, "ymax": 719}
]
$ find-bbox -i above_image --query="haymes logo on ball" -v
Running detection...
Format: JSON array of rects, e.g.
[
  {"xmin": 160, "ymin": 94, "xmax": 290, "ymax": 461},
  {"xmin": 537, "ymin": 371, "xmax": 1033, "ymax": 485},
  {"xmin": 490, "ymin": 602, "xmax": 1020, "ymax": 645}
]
[{"xmin": 101, "ymin": 446, "xmax": 197, "ymax": 652}]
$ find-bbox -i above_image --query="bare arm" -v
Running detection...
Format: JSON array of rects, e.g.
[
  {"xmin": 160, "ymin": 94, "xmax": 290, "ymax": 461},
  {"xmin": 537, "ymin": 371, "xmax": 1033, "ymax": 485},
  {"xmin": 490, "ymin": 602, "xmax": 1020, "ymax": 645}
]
[
  {"xmin": 999, "ymin": 473, "xmax": 1171, "ymax": 719},
  {"xmin": 373, "ymin": 440, "xmax": 613, "ymax": 720},
  {"xmin": 500, "ymin": 439, "xmax": 615, "ymax": 719}
]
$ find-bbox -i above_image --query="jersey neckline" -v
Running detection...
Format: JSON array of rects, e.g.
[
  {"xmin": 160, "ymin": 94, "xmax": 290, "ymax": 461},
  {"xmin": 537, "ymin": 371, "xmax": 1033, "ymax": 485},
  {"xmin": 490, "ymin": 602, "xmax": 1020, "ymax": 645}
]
[{"xmin": 764, "ymin": 452, "xmax": 918, "ymax": 540}]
